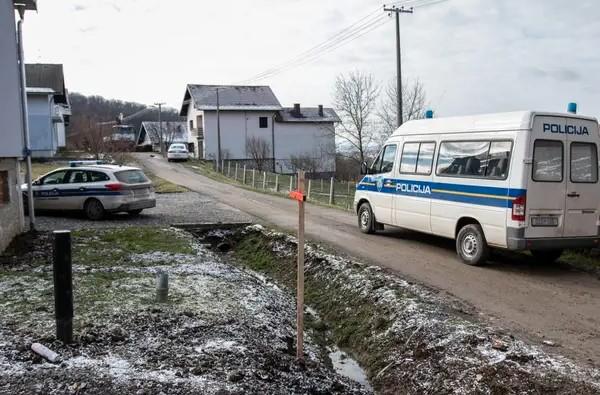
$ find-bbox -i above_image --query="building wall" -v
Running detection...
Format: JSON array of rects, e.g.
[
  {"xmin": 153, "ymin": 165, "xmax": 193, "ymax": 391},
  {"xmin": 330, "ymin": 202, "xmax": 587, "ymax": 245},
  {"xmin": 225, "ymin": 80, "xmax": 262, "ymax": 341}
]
[
  {"xmin": 0, "ymin": 158, "xmax": 24, "ymax": 252},
  {"xmin": 27, "ymin": 94, "xmax": 57, "ymax": 158},
  {"xmin": 273, "ymin": 122, "xmax": 336, "ymax": 174},
  {"xmin": 203, "ymin": 111, "xmax": 276, "ymax": 160},
  {"xmin": 0, "ymin": 0, "xmax": 24, "ymax": 158}
]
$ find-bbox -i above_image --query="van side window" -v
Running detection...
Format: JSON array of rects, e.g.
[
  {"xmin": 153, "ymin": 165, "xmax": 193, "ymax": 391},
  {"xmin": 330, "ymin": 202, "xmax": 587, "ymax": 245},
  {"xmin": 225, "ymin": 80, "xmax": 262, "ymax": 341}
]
[
  {"xmin": 400, "ymin": 142, "xmax": 436, "ymax": 175},
  {"xmin": 370, "ymin": 145, "xmax": 397, "ymax": 174},
  {"xmin": 570, "ymin": 142, "xmax": 598, "ymax": 183},
  {"xmin": 436, "ymin": 140, "xmax": 512, "ymax": 179},
  {"xmin": 533, "ymin": 140, "xmax": 563, "ymax": 182}
]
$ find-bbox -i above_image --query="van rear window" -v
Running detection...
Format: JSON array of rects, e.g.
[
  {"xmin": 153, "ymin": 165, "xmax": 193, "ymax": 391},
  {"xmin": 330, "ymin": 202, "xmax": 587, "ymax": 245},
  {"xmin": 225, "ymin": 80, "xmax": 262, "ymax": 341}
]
[
  {"xmin": 115, "ymin": 170, "xmax": 149, "ymax": 184},
  {"xmin": 571, "ymin": 142, "xmax": 598, "ymax": 183},
  {"xmin": 533, "ymin": 140, "xmax": 563, "ymax": 182}
]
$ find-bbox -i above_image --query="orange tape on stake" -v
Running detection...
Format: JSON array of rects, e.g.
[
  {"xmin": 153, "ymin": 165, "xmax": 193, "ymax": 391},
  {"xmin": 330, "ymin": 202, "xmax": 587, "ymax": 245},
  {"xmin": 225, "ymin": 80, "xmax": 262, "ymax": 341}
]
[{"xmin": 289, "ymin": 190, "xmax": 306, "ymax": 202}]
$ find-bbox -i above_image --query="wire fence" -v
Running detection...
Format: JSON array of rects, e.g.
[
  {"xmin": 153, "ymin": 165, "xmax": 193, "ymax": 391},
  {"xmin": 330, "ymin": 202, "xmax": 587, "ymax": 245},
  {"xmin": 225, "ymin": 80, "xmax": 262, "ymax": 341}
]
[{"xmin": 214, "ymin": 160, "xmax": 358, "ymax": 211}]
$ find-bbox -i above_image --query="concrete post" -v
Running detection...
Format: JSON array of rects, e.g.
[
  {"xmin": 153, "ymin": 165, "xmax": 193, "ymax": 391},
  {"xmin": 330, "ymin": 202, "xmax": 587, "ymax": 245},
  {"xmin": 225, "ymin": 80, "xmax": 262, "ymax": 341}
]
[
  {"xmin": 275, "ymin": 174, "xmax": 279, "ymax": 192},
  {"xmin": 243, "ymin": 165, "xmax": 247, "ymax": 184},
  {"xmin": 262, "ymin": 171, "xmax": 266, "ymax": 189},
  {"xmin": 289, "ymin": 175, "xmax": 293, "ymax": 191},
  {"xmin": 252, "ymin": 169, "xmax": 256, "ymax": 188},
  {"xmin": 307, "ymin": 179, "xmax": 312, "ymax": 200},
  {"xmin": 221, "ymin": 159, "xmax": 225, "ymax": 174},
  {"xmin": 235, "ymin": 163, "xmax": 238, "ymax": 181},
  {"xmin": 329, "ymin": 177, "xmax": 335, "ymax": 205},
  {"xmin": 53, "ymin": 230, "xmax": 73, "ymax": 344},
  {"xmin": 227, "ymin": 161, "xmax": 231, "ymax": 177}
]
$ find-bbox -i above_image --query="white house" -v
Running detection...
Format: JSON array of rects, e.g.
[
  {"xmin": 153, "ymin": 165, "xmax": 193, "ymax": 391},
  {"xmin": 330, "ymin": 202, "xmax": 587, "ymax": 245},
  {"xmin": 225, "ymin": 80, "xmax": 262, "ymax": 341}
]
[
  {"xmin": 0, "ymin": 0, "xmax": 30, "ymax": 252},
  {"xmin": 179, "ymin": 84, "xmax": 338, "ymax": 175},
  {"xmin": 25, "ymin": 63, "xmax": 71, "ymax": 157}
]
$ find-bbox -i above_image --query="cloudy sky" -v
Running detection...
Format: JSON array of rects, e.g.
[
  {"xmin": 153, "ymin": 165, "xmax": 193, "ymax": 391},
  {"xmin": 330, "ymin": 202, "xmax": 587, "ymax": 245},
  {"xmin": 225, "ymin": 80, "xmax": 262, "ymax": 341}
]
[{"xmin": 21, "ymin": 0, "xmax": 600, "ymax": 117}]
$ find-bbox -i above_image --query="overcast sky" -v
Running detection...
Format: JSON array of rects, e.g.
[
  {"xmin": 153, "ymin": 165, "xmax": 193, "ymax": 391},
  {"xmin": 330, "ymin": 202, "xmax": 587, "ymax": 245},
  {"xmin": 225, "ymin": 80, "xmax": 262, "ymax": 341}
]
[{"xmin": 21, "ymin": 0, "xmax": 600, "ymax": 117}]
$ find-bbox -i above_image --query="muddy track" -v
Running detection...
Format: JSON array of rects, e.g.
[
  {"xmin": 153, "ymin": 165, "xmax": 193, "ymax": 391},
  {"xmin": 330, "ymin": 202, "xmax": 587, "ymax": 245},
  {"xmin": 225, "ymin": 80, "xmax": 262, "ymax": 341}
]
[{"xmin": 135, "ymin": 153, "xmax": 600, "ymax": 366}]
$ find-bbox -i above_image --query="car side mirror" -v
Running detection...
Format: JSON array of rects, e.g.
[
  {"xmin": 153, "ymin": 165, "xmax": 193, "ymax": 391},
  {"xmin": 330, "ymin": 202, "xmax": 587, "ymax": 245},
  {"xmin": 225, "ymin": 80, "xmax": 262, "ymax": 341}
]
[
  {"xmin": 360, "ymin": 162, "xmax": 369, "ymax": 175},
  {"xmin": 33, "ymin": 179, "xmax": 40, "ymax": 186}
]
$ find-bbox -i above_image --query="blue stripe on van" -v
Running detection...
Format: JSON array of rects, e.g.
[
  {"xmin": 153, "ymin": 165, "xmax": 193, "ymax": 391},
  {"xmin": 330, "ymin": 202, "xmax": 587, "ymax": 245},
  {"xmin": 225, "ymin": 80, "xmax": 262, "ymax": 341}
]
[{"xmin": 357, "ymin": 176, "xmax": 526, "ymax": 208}]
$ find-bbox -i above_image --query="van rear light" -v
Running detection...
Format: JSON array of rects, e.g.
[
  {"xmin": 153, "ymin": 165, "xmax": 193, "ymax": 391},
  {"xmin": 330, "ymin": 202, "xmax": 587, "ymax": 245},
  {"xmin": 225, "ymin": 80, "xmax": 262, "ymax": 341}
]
[
  {"xmin": 512, "ymin": 195, "xmax": 526, "ymax": 222},
  {"xmin": 105, "ymin": 183, "xmax": 123, "ymax": 191}
]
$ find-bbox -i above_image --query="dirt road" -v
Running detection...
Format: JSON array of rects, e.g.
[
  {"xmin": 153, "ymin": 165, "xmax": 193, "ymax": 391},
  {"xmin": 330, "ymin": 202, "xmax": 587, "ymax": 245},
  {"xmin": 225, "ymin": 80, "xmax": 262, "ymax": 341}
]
[{"xmin": 136, "ymin": 153, "xmax": 600, "ymax": 365}]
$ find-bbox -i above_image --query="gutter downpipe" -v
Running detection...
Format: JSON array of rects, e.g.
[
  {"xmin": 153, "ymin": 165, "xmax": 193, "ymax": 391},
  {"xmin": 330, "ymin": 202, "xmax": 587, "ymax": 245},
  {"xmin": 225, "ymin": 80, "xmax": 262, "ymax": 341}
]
[{"xmin": 16, "ymin": 7, "xmax": 35, "ymax": 231}]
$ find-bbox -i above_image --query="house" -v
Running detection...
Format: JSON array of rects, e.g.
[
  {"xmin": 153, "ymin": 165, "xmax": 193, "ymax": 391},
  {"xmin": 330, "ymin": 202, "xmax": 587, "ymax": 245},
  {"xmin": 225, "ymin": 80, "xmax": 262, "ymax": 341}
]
[
  {"xmin": 136, "ymin": 121, "xmax": 189, "ymax": 152},
  {"xmin": 179, "ymin": 84, "xmax": 338, "ymax": 175},
  {"xmin": 25, "ymin": 63, "xmax": 71, "ymax": 157},
  {"xmin": 0, "ymin": 0, "xmax": 36, "ymax": 252}
]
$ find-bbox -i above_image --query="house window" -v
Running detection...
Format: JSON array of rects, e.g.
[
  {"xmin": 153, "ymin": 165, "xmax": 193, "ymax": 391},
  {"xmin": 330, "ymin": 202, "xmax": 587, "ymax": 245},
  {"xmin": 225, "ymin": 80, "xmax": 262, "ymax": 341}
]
[
  {"xmin": 259, "ymin": 117, "xmax": 268, "ymax": 128},
  {"xmin": 189, "ymin": 120, "xmax": 194, "ymax": 130},
  {"xmin": 0, "ymin": 171, "xmax": 9, "ymax": 204}
]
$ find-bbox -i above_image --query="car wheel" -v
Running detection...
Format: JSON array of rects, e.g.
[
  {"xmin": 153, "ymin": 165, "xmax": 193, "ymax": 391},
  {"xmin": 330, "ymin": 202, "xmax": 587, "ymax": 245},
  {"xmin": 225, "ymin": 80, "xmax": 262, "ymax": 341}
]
[
  {"xmin": 531, "ymin": 249, "xmax": 563, "ymax": 263},
  {"xmin": 358, "ymin": 202, "xmax": 377, "ymax": 234},
  {"xmin": 128, "ymin": 209, "xmax": 143, "ymax": 216},
  {"xmin": 84, "ymin": 198, "xmax": 105, "ymax": 220},
  {"xmin": 456, "ymin": 224, "xmax": 490, "ymax": 266}
]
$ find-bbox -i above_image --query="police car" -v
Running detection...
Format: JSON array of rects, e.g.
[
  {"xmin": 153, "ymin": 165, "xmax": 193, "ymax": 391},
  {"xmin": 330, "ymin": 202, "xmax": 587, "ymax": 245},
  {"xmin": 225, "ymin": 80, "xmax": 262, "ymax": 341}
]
[{"xmin": 22, "ymin": 161, "xmax": 156, "ymax": 220}]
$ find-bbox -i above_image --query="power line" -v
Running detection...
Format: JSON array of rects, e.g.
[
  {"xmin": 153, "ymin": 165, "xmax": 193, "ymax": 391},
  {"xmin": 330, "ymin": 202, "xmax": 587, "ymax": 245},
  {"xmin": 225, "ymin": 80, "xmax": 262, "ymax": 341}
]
[{"xmin": 236, "ymin": 0, "xmax": 445, "ymax": 85}]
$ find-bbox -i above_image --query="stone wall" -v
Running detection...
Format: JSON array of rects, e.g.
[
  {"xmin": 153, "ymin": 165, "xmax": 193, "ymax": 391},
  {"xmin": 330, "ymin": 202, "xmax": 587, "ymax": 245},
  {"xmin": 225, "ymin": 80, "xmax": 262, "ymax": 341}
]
[{"xmin": 0, "ymin": 158, "xmax": 24, "ymax": 252}]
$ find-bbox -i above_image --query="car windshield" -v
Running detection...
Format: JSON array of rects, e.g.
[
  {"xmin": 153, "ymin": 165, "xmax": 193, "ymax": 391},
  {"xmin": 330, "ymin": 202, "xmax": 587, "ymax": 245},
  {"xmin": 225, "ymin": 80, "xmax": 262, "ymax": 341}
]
[{"xmin": 114, "ymin": 170, "xmax": 149, "ymax": 184}]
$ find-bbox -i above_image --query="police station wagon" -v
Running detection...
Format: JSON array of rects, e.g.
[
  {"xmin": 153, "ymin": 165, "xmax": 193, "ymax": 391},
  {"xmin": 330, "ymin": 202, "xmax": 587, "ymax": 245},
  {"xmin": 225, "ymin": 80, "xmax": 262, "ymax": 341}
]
[
  {"xmin": 22, "ymin": 163, "xmax": 156, "ymax": 220},
  {"xmin": 354, "ymin": 109, "xmax": 600, "ymax": 266}
]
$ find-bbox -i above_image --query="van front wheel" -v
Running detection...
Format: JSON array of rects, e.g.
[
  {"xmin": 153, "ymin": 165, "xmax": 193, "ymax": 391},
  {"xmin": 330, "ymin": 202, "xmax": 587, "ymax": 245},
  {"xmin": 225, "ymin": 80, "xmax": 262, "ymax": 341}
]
[
  {"xmin": 358, "ymin": 202, "xmax": 376, "ymax": 234},
  {"xmin": 456, "ymin": 224, "xmax": 489, "ymax": 266}
]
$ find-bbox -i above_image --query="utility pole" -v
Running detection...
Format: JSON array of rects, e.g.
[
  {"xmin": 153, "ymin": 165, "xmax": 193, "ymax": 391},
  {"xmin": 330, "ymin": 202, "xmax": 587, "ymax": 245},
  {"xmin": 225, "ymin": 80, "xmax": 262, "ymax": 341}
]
[
  {"xmin": 154, "ymin": 102, "xmax": 165, "ymax": 155},
  {"xmin": 216, "ymin": 88, "xmax": 222, "ymax": 168},
  {"xmin": 383, "ymin": 5, "xmax": 413, "ymax": 127}
]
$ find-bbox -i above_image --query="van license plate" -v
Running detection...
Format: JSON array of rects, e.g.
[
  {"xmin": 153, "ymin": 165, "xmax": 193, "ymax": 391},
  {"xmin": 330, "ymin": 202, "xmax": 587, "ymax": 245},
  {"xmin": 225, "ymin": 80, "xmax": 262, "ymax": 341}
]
[{"xmin": 531, "ymin": 216, "xmax": 558, "ymax": 227}]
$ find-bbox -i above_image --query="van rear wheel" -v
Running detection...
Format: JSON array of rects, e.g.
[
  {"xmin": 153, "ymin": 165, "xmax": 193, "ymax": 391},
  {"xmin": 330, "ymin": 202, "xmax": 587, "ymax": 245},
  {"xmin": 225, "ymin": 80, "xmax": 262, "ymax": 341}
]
[
  {"xmin": 531, "ymin": 249, "xmax": 563, "ymax": 263},
  {"xmin": 456, "ymin": 224, "xmax": 489, "ymax": 266}
]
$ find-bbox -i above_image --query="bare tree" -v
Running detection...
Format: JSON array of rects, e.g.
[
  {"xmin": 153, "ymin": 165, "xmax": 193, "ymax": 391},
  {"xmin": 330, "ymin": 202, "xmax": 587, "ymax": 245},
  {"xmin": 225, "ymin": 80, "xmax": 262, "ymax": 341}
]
[
  {"xmin": 378, "ymin": 78, "xmax": 427, "ymax": 140},
  {"xmin": 245, "ymin": 136, "xmax": 271, "ymax": 171},
  {"xmin": 289, "ymin": 154, "xmax": 319, "ymax": 176},
  {"xmin": 71, "ymin": 116, "xmax": 109, "ymax": 160},
  {"xmin": 333, "ymin": 71, "xmax": 380, "ymax": 165}
]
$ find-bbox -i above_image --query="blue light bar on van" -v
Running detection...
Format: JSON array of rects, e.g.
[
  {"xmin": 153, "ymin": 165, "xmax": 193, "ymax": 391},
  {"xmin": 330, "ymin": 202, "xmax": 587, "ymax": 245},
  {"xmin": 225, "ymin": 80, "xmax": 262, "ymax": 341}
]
[
  {"xmin": 567, "ymin": 102, "xmax": 577, "ymax": 114},
  {"xmin": 425, "ymin": 109, "xmax": 434, "ymax": 119},
  {"xmin": 69, "ymin": 160, "xmax": 108, "ymax": 167}
]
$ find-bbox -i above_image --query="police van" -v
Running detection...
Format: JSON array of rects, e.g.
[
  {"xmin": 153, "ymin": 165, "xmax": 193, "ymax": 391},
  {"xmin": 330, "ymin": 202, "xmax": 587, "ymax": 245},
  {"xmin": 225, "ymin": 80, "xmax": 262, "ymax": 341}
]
[{"xmin": 354, "ymin": 109, "xmax": 600, "ymax": 265}]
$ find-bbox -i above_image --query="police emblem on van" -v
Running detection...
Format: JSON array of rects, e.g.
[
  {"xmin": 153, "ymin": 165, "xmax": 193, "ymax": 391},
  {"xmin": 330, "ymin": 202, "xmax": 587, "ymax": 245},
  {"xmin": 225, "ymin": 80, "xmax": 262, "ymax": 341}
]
[
  {"xmin": 543, "ymin": 123, "xmax": 589, "ymax": 135},
  {"xmin": 376, "ymin": 177, "xmax": 384, "ymax": 192}
]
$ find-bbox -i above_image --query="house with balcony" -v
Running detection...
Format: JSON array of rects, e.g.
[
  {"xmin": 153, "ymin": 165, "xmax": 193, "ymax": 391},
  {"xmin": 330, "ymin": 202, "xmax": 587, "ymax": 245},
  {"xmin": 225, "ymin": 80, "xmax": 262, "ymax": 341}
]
[
  {"xmin": 179, "ymin": 84, "xmax": 338, "ymax": 175},
  {"xmin": 136, "ymin": 121, "xmax": 189, "ymax": 152},
  {"xmin": 25, "ymin": 63, "xmax": 71, "ymax": 157}
]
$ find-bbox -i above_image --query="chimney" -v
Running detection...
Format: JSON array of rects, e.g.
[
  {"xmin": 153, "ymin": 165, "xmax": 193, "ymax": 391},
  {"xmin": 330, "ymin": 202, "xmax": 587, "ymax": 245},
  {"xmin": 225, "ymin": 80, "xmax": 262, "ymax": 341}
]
[
  {"xmin": 318, "ymin": 104, "xmax": 324, "ymax": 117},
  {"xmin": 293, "ymin": 103, "xmax": 301, "ymax": 117}
]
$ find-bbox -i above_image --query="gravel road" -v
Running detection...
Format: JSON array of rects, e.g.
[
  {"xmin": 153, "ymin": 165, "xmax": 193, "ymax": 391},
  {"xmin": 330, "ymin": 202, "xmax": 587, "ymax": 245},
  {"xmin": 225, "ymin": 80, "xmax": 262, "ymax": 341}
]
[
  {"xmin": 135, "ymin": 153, "xmax": 600, "ymax": 367},
  {"xmin": 34, "ymin": 192, "xmax": 251, "ymax": 231}
]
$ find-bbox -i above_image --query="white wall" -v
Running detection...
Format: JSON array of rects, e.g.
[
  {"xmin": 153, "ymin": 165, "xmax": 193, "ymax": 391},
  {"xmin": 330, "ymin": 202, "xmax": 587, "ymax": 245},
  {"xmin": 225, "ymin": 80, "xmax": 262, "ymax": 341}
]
[
  {"xmin": 27, "ymin": 94, "xmax": 57, "ymax": 158},
  {"xmin": 274, "ymin": 122, "xmax": 336, "ymax": 174},
  {"xmin": 203, "ymin": 111, "xmax": 275, "ymax": 160},
  {"xmin": 0, "ymin": 158, "xmax": 24, "ymax": 252},
  {"xmin": 0, "ymin": 0, "xmax": 24, "ymax": 158}
]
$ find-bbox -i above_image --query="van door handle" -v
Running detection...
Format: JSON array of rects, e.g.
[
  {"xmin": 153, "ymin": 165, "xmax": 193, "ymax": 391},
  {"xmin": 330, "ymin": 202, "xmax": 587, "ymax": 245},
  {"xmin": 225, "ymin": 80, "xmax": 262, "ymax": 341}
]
[{"xmin": 567, "ymin": 192, "xmax": 580, "ymax": 198}]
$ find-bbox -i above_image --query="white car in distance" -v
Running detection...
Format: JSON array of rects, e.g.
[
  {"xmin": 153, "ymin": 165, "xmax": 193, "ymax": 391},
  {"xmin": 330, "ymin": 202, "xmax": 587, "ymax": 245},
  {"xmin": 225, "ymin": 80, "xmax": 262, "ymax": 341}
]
[{"xmin": 167, "ymin": 143, "xmax": 190, "ymax": 162}]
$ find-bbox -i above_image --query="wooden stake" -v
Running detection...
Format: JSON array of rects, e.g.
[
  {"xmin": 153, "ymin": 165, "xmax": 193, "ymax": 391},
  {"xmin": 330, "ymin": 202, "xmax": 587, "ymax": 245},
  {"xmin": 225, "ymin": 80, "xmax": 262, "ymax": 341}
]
[
  {"xmin": 296, "ymin": 170, "xmax": 305, "ymax": 361},
  {"xmin": 53, "ymin": 230, "xmax": 73, "ymax": 344}
]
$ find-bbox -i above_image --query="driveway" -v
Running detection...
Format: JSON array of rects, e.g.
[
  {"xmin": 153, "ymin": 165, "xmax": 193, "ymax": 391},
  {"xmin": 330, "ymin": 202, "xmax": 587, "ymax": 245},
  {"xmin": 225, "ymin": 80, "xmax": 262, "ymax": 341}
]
[{"xmin": 134, "ymin": 153, "xmax": 600, "ymax": 366}]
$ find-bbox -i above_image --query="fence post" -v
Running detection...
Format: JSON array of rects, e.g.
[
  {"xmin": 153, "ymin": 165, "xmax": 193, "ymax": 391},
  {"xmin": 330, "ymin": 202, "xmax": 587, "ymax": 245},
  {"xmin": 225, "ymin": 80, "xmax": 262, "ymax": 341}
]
[
  {"xmin": 53, "ymin": 230, "xmax": 73, "ymax": 344},
  {"xmin": 221, "ymin": 159, "xmax": 225, "ymax": 173},
  {"xmin": 275, "ymin": 174, "xmax": 279, "ymax": 192},
  {"xmin": 252, "ymin": 169, "xmax": 256, "ymax": 188},
  {"xmin": 296, "ymin": 170, "xmax": 306, "ymax": 361},
  {"xmin": 235, "ymin": 163, "xmax": 238, "ymax": 181},
  {"xmin": 289, "ymin": 175, "xmax": 293, "ymax": 191},
  {"xmin": 307, "ymin": 179, "xmax": 312, "ymax": 200},
  {"xmin": 329, "ymin": 177, "xmax": 335, "ymax": 205},
  {"xmin": 227, "ymin": 161, "xmax": 231, "ymax": 177},
  {"xmin": 320, "ymin": 178, "xmax": 323, "ymax": 193},
  {"xmin": 243, "ymin": 165, "xmax": 247, "ymax": 184},
  {"xmin": 347, "ymin": 181, "xmax": 351, "ymax": 210},
  {"xmin": 262, "ymin": 171, "xmax": 267, "ymax": 189}
]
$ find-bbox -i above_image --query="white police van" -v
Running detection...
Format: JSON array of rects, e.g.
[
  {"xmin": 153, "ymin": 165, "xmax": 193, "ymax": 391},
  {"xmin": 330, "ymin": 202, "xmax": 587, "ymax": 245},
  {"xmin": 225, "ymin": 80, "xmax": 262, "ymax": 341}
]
[{"xmin": 354, "ymin": 109, "xmax": 600, "ymax": 265}]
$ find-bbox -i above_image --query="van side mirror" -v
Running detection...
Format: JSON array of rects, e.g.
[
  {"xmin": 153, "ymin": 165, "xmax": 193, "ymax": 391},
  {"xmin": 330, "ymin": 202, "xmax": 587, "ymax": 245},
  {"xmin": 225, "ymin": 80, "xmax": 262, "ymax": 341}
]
[{"xmin": 360, "ymin": 162, "xmax": 369, "ymax": 175}]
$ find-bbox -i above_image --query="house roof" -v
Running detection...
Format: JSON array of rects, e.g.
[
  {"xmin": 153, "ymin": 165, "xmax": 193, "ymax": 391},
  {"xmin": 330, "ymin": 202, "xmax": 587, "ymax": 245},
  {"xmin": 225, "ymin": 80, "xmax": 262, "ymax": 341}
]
[
  {"xmin": 137, "ymin": 121, "xmax": 188, "ymax": 145},
  {"xmin": 180, "ymin": 84, "xmax": 282, "ymax": 115},
  {"xmin": 276, "ymin": 107, "xmax": 340, "ymax": 123},
  {"xmin": 25, "ymin": 64, "xmax": 69, "ymax": 105}
]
